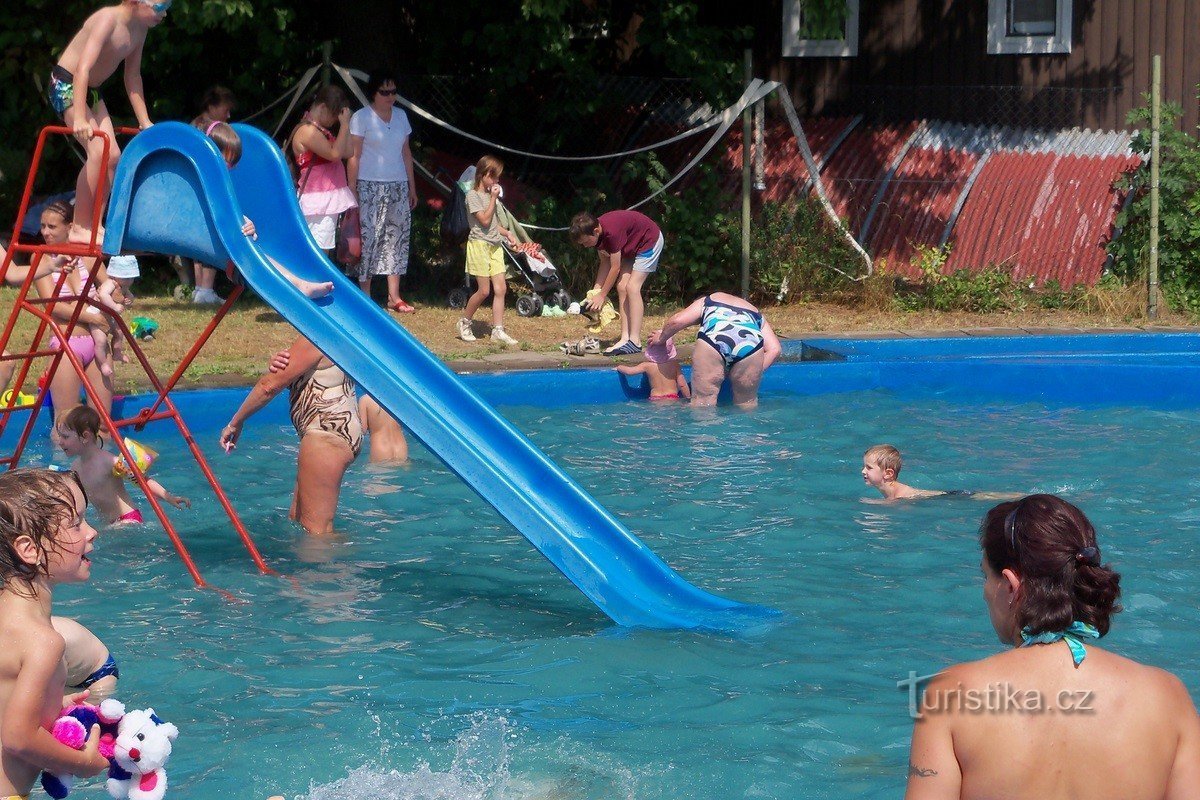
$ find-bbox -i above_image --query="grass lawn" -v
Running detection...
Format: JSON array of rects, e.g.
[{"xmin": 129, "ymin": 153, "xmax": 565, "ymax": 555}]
[{"xmin": 2, "ymin": 285, "xmax": 1195, "ymax": 395}]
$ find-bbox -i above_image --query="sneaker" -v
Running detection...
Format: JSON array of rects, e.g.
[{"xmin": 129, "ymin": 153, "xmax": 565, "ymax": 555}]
[
  {"xmin": 456, "ymin": 317, "xmax": 476, "ymax": 342},
  {"xmin": 192, "ymin": 287, "xmax": 225, "ymax": 305},
  {"xmin": 491, "ymin": 325, "xmax": 518, "ymax": 346}
]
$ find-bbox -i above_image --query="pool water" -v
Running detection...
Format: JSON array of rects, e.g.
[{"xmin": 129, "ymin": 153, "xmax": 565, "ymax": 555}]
[{"xmin": 38, "ymin": 388, "xmax": 1200, "ymax": 799}]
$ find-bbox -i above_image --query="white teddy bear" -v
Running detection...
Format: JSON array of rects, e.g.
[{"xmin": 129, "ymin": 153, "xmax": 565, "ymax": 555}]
[{"xmin": 106, "ymin": 708, "xmax": 179, "ymax": 800}]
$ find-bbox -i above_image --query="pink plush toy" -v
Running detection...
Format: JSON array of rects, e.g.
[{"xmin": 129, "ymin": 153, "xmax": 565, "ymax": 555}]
[{"xmin": 42, "ymin": 699, "xmax": 126, "ymax": 799}]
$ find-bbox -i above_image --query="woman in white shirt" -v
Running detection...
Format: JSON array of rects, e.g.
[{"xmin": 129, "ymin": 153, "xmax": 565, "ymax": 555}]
[{"xmin": 347, "ymin": 69, "xmax": 418, "ymax": 313}]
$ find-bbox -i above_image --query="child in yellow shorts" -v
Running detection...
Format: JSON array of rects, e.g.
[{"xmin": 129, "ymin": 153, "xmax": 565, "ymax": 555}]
[{"xmin": 457, "ymin": 155, "xmax": 520, "ymax": 345}]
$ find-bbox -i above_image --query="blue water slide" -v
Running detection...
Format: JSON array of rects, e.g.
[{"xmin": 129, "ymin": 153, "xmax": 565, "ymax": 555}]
[{"xmin": 103, "ymin": 122, "xmax": 777, "ymax": 630}]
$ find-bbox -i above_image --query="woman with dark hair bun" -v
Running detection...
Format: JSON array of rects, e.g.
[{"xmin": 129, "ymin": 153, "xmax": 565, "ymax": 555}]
[{"xmin": 905, "ymin": 494, "xmax": 1200, "ymax": 800}]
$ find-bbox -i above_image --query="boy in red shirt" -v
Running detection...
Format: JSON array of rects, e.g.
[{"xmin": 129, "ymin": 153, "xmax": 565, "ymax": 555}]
[{"xmin": 569, "ymin": 210, "xmax": 663, "ymax": 356}]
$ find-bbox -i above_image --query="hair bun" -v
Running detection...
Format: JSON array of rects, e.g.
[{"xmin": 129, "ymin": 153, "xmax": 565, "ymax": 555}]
[{"xmin": 1076, "ymin": 546, "xmax": 1100, "ymax": 566}]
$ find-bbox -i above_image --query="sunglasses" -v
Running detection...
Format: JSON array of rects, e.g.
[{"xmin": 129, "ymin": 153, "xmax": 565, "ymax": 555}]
[
  {"xmin": 376, "ymin": 88, "xmax": 397, "ymax": 97},
  {"xmin": 141, "ymin": 0, "xmax": 172, "ymax": 13}
]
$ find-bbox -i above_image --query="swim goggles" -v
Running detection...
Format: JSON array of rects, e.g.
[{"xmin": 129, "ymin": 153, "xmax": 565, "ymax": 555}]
[{"xmin": 140, "ymin": 0, "xmax": 172, "ymax": 13}]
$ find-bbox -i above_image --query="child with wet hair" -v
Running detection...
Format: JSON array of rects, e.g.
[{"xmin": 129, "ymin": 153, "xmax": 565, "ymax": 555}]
[
  {"xmin": 861, "ymin": 444, "xmax": 1019, "ymax": 502},
  {"xmin": 203, "ymin": 121, "xmax": 334, "ymax": 300},
  {"xmin": 56, "ymin": 405, "xmax": 189, "ymax": 525},
  {"xmin": 0, "ymin": 469, "xmax": 110, "ymax": 798}
]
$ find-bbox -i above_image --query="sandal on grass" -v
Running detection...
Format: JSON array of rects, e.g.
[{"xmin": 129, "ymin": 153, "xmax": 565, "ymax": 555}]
[{"xmin": 390, "ymin": 299, "xmax": 416, "ymax": 313}]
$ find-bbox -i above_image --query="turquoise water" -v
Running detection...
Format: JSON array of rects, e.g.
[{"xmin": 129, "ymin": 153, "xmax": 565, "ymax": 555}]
[{"xmin": 39, "ymin": 390, "xmax": 1200, "ymax": 799}]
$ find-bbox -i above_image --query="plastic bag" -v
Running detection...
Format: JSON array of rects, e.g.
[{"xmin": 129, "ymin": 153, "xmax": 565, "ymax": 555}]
[
  {"xmin": 336, "ymin": 207, "xmax": 361, "ymax": 266},
  {"xmin": 440, "ymin": 182, "xmax": 470, "ymax": 247}
]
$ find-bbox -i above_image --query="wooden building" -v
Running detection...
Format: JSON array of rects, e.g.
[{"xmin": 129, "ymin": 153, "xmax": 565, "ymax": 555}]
[{"xmin": 753, "ymin": 1, "xmax": 1200, "ymax": 134}]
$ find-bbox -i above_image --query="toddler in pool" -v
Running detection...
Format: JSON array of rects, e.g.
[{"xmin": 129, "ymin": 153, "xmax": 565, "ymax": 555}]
[{"xmin": 615, "ymin": 336, "xmax": 691, "ymax": 401}]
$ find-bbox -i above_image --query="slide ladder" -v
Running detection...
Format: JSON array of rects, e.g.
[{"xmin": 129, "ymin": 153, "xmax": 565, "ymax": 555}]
[{"xmin": 0, "ymin": 126, "xmax": 272, "ymax": 589}]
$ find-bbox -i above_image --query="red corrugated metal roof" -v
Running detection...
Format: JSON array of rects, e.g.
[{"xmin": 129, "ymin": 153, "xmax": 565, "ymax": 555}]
[{"xmin": 725, "ymin": 118, "xmax": 1139, "ymax": 287}]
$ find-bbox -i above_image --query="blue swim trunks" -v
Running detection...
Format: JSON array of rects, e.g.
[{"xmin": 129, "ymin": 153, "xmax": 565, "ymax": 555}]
[
  {"xmin": 48, "ymin": 64, "xmax": 102, "ymax": 118},
  {"xmin": 77, "ymin": 654, "xmax": 120, "ymax": 689}
]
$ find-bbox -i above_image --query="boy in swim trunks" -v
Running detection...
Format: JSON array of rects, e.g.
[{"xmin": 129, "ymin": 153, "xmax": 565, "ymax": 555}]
[
  {"xmin": 50, "ymin": 0, "xmax": 167, "ymax": 242},
  {"xmin": 56, "ymin": 405, "xmax": 189, "ymax": 525},
  {"xmin": 615, "ymin": 336, "xmax": 691, "ymax": 401}
]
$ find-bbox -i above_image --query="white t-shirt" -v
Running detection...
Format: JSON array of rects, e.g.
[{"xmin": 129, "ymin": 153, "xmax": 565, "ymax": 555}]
[{"xmin": 349, "ymin": 106, "xmax": 412, "ymax": 183}]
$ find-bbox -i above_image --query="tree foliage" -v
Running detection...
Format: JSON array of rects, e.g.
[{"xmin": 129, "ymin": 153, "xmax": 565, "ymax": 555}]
[{"xmin": 1109, "ymin": 95, "xmax": 1200, "ymax": 313}]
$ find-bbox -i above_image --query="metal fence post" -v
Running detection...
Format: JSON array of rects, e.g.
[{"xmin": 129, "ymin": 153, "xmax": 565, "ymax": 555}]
[
  {"xmin": 1148, "ymin": 54, "xmax": 1161, "ymax": 320},
  {"xmin": 741, "ymin": 49, "xmax": 752, "ymax": 297}
]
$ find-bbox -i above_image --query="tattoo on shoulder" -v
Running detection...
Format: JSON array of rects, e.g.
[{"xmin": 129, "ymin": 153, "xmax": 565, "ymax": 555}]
[{"xmin": 908, "ymin": 762, "xmax": 938, "ymax": 778}]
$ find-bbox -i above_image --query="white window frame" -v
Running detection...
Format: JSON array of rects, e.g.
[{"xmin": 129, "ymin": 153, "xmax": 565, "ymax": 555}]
[
  {"xmin": 987, "ymin": 0, "xmax": 1072, "ymax": 55},
  {"xmin": 782, "ymin": 0, "xmax": 859, "ymax": 58}
]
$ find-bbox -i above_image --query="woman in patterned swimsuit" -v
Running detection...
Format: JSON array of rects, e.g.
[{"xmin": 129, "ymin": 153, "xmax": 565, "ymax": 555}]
[
  {"xmin": 649, "ymin": 292, "xmax": 782, "ymax": 409},
  {"xmin": 220, "ymin": 336, "xmax": 363, "ymax": 534}
]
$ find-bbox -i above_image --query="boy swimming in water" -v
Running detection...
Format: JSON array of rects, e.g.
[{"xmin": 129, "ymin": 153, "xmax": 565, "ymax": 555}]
[{"xmin": 861, "ymin": 444, "xmax": 1020, "ymax": 502}]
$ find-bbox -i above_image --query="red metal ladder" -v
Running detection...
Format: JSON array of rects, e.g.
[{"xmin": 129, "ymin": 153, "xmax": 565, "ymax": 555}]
[{"xmin": 0, "ymin": 125, "xmax": 273, "ymax": 588}]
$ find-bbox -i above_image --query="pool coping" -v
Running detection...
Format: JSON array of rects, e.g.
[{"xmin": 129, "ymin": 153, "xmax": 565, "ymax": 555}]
[{"xmin": 450, "ymin": 325, "xmax": 1200, "ymax": 373}]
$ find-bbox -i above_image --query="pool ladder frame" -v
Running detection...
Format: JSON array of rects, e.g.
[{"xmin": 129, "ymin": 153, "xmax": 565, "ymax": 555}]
[{"xmin": 0, "ymin": 125, "xmax": 273, "ymax": 589}]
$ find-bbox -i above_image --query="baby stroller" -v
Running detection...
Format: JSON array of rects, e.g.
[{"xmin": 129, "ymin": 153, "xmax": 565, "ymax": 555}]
[{"xmin": 445, "ymin": 167, "xmax": 573, "ymax": 317}]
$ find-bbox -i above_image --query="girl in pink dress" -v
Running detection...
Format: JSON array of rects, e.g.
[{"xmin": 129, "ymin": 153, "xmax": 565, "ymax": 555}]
[{"xmin": 290, "ymin": 86, "xmax": 357, "ymax": 255}]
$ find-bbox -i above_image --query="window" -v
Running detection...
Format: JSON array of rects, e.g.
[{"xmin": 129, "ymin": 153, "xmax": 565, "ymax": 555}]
[
  {"xmin": 782, "ymin": 0, "xmax": 859, "ymax": 58},
  {"xmin": 988, "ymin": 0, "xmax": 1072, "ymax": 54}
]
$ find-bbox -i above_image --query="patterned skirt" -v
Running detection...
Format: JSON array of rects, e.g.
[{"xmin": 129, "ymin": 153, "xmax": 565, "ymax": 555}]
[{"xmin": 357, "ymin": 179, "xmax": 411, "ymax": 279}]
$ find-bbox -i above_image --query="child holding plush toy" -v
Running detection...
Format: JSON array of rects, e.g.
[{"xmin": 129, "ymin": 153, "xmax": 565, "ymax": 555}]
[{"xmin": 0, "ymin": 468, "xmax": 110, "ymax": 799}]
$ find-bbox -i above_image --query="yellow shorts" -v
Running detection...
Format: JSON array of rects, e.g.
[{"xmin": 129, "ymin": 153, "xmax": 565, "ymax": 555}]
[{"xmin": 466, "ymin": 239, "xmax": 506, "ymax": 278}]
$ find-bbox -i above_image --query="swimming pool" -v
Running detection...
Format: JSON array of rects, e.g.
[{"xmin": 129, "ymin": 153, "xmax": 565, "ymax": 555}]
[{"xmin": 27, "ymin": 334, "xmax": 1200, "ymax": 798}]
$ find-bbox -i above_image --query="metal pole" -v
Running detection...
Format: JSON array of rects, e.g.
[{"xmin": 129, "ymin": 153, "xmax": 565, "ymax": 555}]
[
  {"xmin": 321, "ymin": 41, "xmax": 332, "ymax": 87},
  {"xmin": 741, "ymin": 49, "xmax": 752, "ymax": 297},
  {"xmin": 1148, "ymin": 54, "xmax": 1161, "ymax": 320}
]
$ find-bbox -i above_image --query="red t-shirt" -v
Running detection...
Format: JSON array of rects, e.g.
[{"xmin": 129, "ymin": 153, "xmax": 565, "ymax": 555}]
[{"xmin": 596, "ymin": 210, "xmax": 661, "ymax": 258}]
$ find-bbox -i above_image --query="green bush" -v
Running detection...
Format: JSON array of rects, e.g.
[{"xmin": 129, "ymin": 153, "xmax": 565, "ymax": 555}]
[
  {"xmin": 1109, "ymin": 94, "xmax": 1200, "ymax": 314},
  {"xmin": 749, "ymin": 200, "xmax": 857, "ymax": 303}
]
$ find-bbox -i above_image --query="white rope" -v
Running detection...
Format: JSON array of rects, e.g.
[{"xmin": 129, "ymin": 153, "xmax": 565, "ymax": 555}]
[
  {"xmin": 520, "ymin": 80, "xmax": 777, "ymax": 231},
  {"xmin": 239, "ymin": 65, "xmax": 319, "ymax": 126},
  {"xmin": 332, "ymin": 63, "xmax": 744, "ymax": 163},
  {"xmin": 269, "ymin": 66, "xmax": 321, "ymax": 138},
  {"xmin": 776, "ymin": 89, "xmax": 873, "ymax": 278}
]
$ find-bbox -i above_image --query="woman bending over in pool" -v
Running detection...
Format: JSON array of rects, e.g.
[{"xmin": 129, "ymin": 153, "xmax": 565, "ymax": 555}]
[
  {"xmin": 649, "ymin": 292, "xmax": 781, "ymax": 408},
  {"xmin": 905, "ymin": 494, "xmax": 1200, "ymax": 800}
]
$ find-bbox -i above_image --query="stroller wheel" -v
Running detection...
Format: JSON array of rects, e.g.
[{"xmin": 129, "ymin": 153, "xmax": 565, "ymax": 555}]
[
  {"xmin": 447, "ymin": 287, "xmax": 470, "ymax": 310},
  {"xmin": 516, "ymin": 294, "xmax": 544, "ymax": 317},
  {"xmin": 550, "ymin": 289, "xmax": 573, "ymax": 310}
]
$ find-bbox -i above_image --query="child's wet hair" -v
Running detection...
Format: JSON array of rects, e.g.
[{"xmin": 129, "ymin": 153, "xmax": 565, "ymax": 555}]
[
  {"xmin": 61, "ymin": 405, "xmax": 102, "ymax": 440},
  {"xmin": 568, "ymin": 212, "xmax": 600, "ymax": 244},
  {"xmin": 474, "ymin": 155, "xmax": 504, "ymax": 187},
  {"xmin": 864, "ymin": 444, "xmax": 902, "ymax": 477},
  {"xmin": 0, "ymin": 468, "xmax": 87, "ymax": 590},
  {"xmin": 206, "ymin": 122, "xmax": 242, "ymax": 166},
  {"xmin": 981, "ymin": 494, "xmax": 1122, "ymax": 636}
]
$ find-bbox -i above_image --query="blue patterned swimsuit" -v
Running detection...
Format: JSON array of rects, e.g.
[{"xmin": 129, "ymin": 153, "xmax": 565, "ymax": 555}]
[{"xmin": 696, "ymin": 296, "xmax": 764, "ymax": 367}]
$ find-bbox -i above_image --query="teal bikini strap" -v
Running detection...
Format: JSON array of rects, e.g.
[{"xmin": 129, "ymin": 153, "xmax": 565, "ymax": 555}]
[{"xmin": 1020, "ymin": 621, "xmax": 1100, "ymax": 666}]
